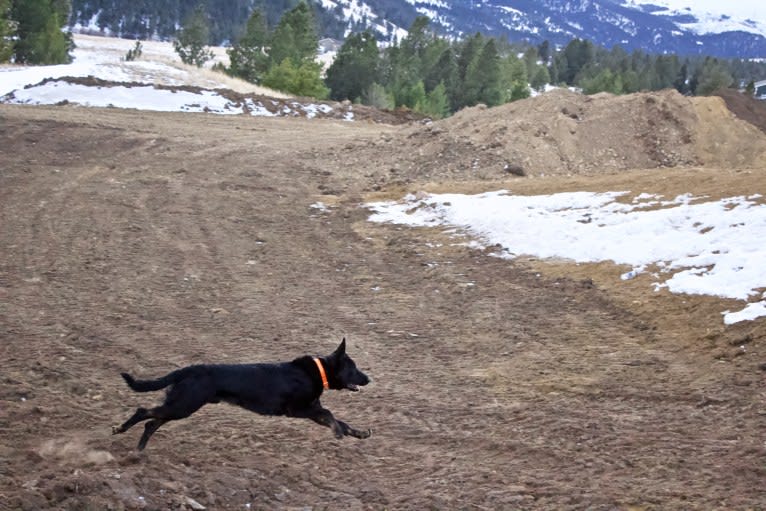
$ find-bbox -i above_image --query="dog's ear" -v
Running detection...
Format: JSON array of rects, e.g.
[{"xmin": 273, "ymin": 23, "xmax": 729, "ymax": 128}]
[{"xmin": 334, "ymin": 337, "xmax": 346, "ymax": 356}]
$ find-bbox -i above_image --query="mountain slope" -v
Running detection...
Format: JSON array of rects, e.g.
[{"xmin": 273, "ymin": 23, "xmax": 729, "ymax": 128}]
[
  {"xmin": 401, "ymin": 0, "xmax": 766, "ymax": 57},
  {"xmin": 68, "ymin": 0, "xmax": 766, "ymax": 58}
]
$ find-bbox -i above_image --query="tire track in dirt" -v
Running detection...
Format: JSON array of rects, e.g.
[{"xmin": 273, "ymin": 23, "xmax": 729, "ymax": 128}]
[
  {"xmin": 341, "ymin": 217, "xmax": 766, "ymax": 509},
  {"xmin": 1, "ymin": 105, "xmax": 765, "ymax": 510}
]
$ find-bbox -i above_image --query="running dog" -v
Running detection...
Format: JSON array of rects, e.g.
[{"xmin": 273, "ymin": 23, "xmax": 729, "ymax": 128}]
[{"xmin": 112, "ymin": 338, "xmax": 371, "ymax": 450}]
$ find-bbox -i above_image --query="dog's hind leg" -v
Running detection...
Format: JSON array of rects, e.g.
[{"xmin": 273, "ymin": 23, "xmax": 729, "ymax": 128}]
[
  {"xmin": 111, "ymin": 399, "xmax": 192, "ymax": 436},
  {"xmin": 113, "ymin": 377, "xmax": 213, "ymax": 448},
  {"xmin": 129, "ymin": 401, "xmax": 207, "ymax": 450},
  {"xmin": 112, "ymin": 407, "xmax": 150, "ymax": 435},
  {"xmin": 137, "ymin": 419, "xmax": 167, "ymax": 451}
]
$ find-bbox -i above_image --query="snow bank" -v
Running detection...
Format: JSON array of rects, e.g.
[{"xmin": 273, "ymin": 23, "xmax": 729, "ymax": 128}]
[{"xmin": 368, "ymin": 190, "xmax": 766, "ymax": 324}]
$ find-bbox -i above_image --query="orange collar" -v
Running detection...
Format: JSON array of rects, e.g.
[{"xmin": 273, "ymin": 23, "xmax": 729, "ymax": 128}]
[{"xmin": 313, "ymin": 357, "xmax": 329, "ymax": 390}]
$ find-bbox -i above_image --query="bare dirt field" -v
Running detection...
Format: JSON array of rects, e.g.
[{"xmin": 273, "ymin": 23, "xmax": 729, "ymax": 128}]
[{"xmin": 1, "ymin": 94, "xmax": 765, "ymax": 510}]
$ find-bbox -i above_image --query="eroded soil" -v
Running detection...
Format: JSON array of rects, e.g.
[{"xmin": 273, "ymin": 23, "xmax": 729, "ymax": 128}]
[{"xmin": 1, "ymin": 102, "xmax": 765, "ymax": 511}]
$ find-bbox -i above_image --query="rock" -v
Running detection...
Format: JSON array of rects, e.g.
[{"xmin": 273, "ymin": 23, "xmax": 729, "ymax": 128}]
[{"xmin": 185, "ymin": 496, "xmax": 206, "ymax": 510}]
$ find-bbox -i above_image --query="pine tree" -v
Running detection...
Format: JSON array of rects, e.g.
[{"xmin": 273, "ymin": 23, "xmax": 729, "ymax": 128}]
[
  {"xmin": 289, "ymin": 60, "xmax": 329, "ymax": 99},
  {"xmin": 471, "ymin": 39, "xmax": 503, "ymax": 107},
  {"xmin": 260, "ymin": 2, "xmax": 325, "ymax": 98},
  {"xmin": 325, "ymin": 30, "xmax": 379, "ymax": 101},
  {"xmin": 399, "ymin": 15, "xmax": 432, "ymax": 76},
  {"xmin": 696, "ymin": 57, "xmax": 733, "ymax": 95},
  {"xmin": 580, "ymin": 68, "xmax": 623, "ymax": 94},
  {"xmin": 261, "ymin": 57, "xmax": 294, "ymax": 92},
  {"xmin": 522, "ymin": 47, "xmax": 538, "ymax": 80},
  {"xmin": 653, "ymin": 55, "xmax": 680, "ymax": 90},
  {"xmin": 407, "ymin": 80, "xmax": 427, "ymax": 110},
  {"xmin": 688, "ymin": 64, "xmax": 701, "ymax": 95},
  {"xmin": 173, "ymin": 5, "xmax": 214, "ymax": 67},
  {"xmin": 124, "ymin": 40, "xmax": 143, "ymax": 61},
  {"xmin": 381, "ymin": 46, "xmax": 413, "ymax": 108},
  {"xmin": 538, "ymin": 40, "xmax": 551, "ymax": 63},
  {"xmin": 389, "ymin": 78, "xmax": 426, "ymax": 109},
  {"xmin": 362, "ymin": 82, "xmax": 394, "ymax": 110},
  {"xmin": 0, "ymin": 0, "xmax": 15, "ymax": 62},
  {"xmin": 673, "ymin": 62, "xmax": 690, "ymax": 95},
  {"xmin": 453, "ymin": 33, "xmax": 484, "ymax": 109},
  {"xmin": 500, "ymin": 52, "xmax": 529, "ymax": 102},
  {"xmin": 420, "ymin": 37, "xmax": 449, "ymax": 90},
  {"xmin": 420, "ymin": 82, "xmax": 449, "ymax": 119},
  {"xmin": 548, "ymin": 56, "xmax": 560, "ymax": 84},
  {"xmin": 558, "ymin": 38, "xmax": 594, "ymax": 84},
  {"xmin": 530, "ymin": 64, "xmax": 550, "ymax": 91},
  {"xmin": 425, "ymin": 47, "xmax": 457, "ymax": 94},
  {"xmin": 383, "ymin": 17, "xmax": 441, "ymax": 108},
  {"xmin": 622, "ymin": 69, "xmax": 641, "ymax": 93},
  {"xmin": 227, "ymin": 9, "xmax": 269, "ymax": 83},
  {"xmin": 262, "ymin": 58, "xmax": 328, "ymax": 99},
  {"xmin": 12, "ymin": 0, "xmax": 72, "ymax": 64},
  {"xmin": 269, "ymin": 1, "xmax": 317, "ymax": 67}
]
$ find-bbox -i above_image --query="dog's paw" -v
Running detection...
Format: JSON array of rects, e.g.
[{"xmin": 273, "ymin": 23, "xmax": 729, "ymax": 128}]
[
  {"xmin": 350, "ymin": 428, "xmax": 371, "ymax": 439},
  {"xmin": 111, "ymin": 425, "xmax": 123, "ymax": 435}
]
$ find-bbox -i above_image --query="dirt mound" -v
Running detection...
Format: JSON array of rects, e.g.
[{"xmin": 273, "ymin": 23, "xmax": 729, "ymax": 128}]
[
  {"xmin": 714, "ymin": 88, "xmax": 766, "ymax": 135},
  {"xmin": 358, "ymin": 88, "xmax": 766, "ymax": 182},
  {"xmin": 691, "ymin": 93, "xmax": 766, "ymax": 169}
]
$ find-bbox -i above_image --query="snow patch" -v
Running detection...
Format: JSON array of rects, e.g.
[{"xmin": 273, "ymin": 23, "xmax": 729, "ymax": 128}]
[{"xmin": 368, "ymin": 190, "xmax": 766, "ymax": 324}]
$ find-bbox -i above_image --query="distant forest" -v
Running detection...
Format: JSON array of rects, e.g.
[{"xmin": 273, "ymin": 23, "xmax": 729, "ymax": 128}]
[
  {"xmin": 70, "ymin": 0, "xmax": 254, "ymax": 44},
  {"xmin": 67, "ymin": 0, "xmax": 409, "ymax": 43}
]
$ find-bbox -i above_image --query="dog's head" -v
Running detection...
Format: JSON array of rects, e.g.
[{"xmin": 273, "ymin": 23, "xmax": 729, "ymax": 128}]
[{"xmin": 326, "ymin": 338, "xmax": 370, "ymax": 392}]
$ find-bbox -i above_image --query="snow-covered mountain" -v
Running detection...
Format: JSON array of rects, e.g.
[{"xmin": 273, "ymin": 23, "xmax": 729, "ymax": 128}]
[
  {"xmin": 321, "ymin": 0, "xmax": 766, "ymax": 57},
  {"xmin": 68, "ymin": 0, "xmax": 766, "ymax": 58},
  {"xmin": 622, "ymin": 1, "xmax": 766, "ymax": 36}
]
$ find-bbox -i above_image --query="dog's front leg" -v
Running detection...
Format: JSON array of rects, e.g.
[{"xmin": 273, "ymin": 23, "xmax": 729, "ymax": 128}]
[
  {"xmin": 289, "ymin": 404, "xmax": 370, "ymax": 439},
  {"xmin": 287, "ymin": 404, "xmax": 348, "ymax": 439},
  {"xmin": 308, "ymin": 408, "xmax": 345, "ymax": 439},
  {"xmin": 335, "ymin": 419, "xmax": 372, "ymax": 439}
]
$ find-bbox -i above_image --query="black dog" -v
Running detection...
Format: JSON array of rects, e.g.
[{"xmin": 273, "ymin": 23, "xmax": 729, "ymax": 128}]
[{"xmin": 112, "ymin": 338, "xmax": 371, "ymax": 450}]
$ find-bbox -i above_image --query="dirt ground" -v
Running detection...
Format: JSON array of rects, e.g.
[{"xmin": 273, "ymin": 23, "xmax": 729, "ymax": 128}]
[{"xmin": 1, "ymin": 94, "xmax": 765, "ymax": 511}]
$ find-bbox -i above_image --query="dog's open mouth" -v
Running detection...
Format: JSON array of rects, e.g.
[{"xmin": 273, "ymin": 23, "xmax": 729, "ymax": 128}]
[{"xmin": 346, "ymin": 384, "xmax": 360, "ymax": 392}]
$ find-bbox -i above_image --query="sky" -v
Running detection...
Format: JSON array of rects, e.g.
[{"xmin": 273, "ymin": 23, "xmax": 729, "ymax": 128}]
[{"xmin": 368, "ymin": 190, "xmax": 766, "ymax": 325}]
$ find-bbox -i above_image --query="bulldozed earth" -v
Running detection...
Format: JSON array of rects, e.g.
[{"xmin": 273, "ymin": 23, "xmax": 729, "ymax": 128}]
[{"xmin": 1, "ymin": 88, "xmax": 766, "ymax": 510}]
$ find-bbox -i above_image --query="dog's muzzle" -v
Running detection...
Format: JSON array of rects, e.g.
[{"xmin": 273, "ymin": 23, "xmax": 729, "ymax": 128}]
[{"xmin": 347, "ymin": 375, "xmax": 370, "ymax": 391}]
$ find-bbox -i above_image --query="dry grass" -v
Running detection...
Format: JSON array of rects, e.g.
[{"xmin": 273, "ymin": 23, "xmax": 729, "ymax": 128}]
[{"xmin": 72, "ymin": 33, "xmax": 290, "ymax": 97}]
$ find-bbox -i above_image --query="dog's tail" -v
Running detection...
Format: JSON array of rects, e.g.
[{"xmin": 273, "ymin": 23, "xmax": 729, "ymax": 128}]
[{"xmin": 121, "ymin": 368, "xmax": 190, "ymax": 392}]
